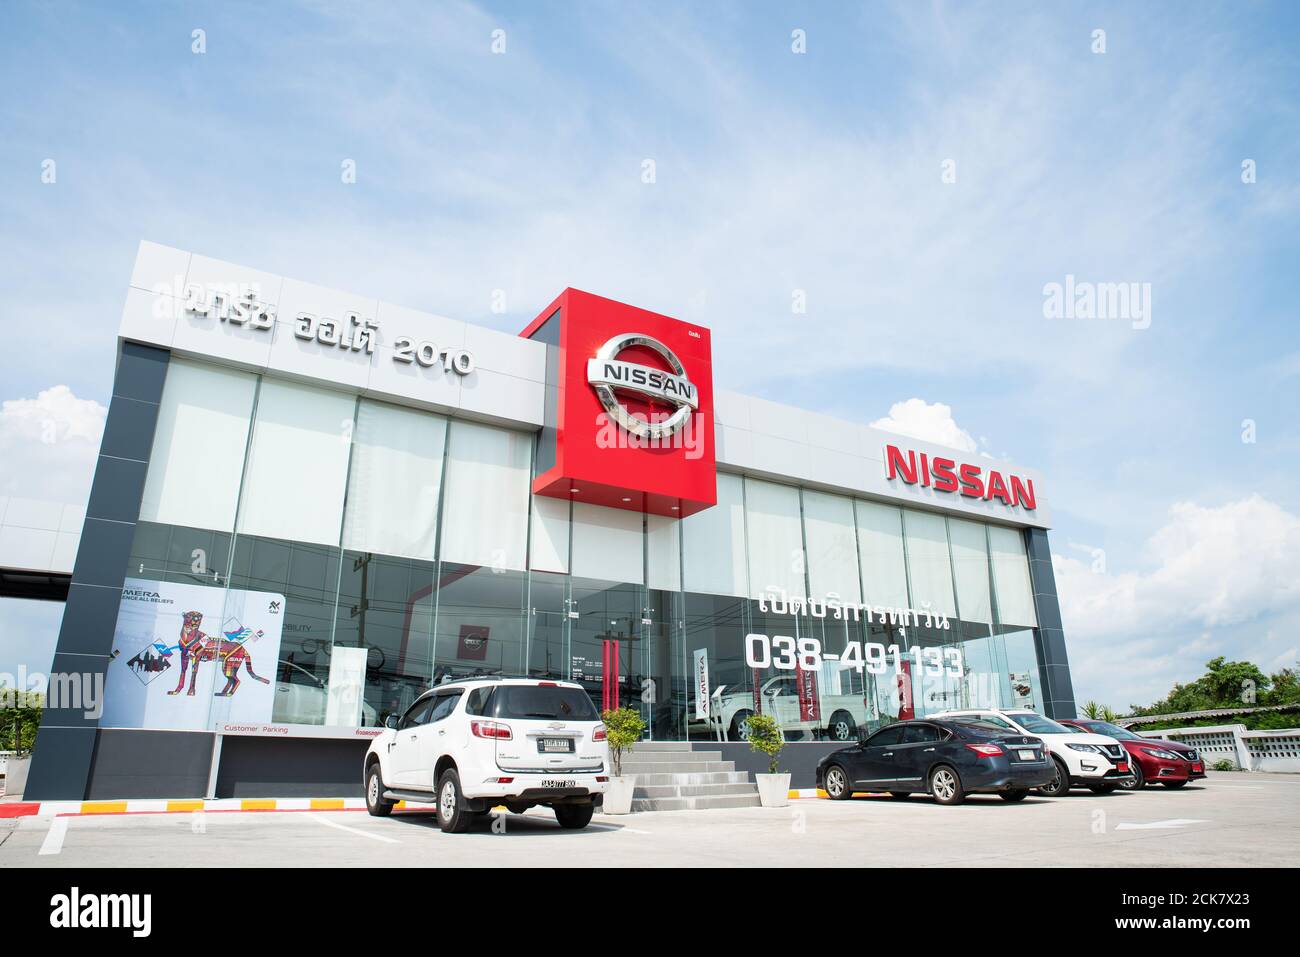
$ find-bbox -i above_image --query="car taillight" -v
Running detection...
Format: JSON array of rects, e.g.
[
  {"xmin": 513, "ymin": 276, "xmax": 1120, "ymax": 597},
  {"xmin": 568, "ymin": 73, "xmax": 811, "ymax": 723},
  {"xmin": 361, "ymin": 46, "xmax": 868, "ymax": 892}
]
[
  {"xmin": 596, "ymin": 776, "xmax": 608, "ymax": 783},
  {"xmin": 593, "ymin": 725, "xmax": 607, "ymax": 741},
  {"xmin": 471, "ymin": 720, "xmax": 513, "ymax": 740},
  {"xmin": 965, "ymin": 743, "xmax": 1004, "ymax": 757}
]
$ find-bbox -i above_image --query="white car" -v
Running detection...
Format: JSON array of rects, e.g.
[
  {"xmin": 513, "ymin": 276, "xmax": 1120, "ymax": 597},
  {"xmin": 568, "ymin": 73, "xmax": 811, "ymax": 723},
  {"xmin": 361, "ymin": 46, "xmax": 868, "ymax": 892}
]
[
  {"xmin": 363, "ymin": 677, "xmax": 610, "ymax": 832},
  {"xmin": 690, "ymin": 673, "xmax": 867, "ymax": 742},
  {"xmin": 928, "ymin": 709, "xmax": 1133, "ymax": 796}
]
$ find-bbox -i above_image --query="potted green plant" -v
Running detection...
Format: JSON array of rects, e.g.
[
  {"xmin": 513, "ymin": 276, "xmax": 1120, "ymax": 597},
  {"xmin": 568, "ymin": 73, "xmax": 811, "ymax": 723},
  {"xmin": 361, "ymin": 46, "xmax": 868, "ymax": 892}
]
[
  {"xmin": 745, "ymin": 713, "xmax": 790, "ymax": 807},
  {"xmin": 601, "ymin": 706, "xmax": 645, "ymax": 815}
]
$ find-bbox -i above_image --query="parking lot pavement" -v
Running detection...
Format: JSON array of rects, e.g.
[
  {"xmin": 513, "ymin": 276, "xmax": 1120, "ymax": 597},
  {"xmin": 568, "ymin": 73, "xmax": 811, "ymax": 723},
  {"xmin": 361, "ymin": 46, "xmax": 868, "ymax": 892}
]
[{"xmin": 1, "ymin": 772, "xmax": 1296, "ymax": 868}]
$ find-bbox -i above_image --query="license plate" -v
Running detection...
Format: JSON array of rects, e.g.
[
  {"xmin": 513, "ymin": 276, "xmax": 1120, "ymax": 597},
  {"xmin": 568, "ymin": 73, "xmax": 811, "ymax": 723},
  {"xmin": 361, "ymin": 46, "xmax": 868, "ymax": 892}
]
[
  {"xmin": 540, "ymin": 779, "xmax": 576, "ymax": 789},
  {"xmin": 1017, "ymin": 749, "xmax": 1035, "ymax": 761},
  {"xmin": 539, "ymin": 737, "xmax": 574, "ymax": 753},
  {"xmin": 1117, "ymin": 763, "xmax": 1129, "ymax": 772}
]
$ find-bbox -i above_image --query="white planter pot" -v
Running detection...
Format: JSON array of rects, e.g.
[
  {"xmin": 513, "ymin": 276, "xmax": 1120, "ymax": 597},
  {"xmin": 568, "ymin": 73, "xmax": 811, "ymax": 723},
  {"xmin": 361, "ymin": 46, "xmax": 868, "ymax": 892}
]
[
  {"xmin": 602, "ymin": 775, "xmax": 637, "ymax": 815},
  {"xmin": 3, "ymin": 756, "xmax": 30, "ymax": 798},
  {"xmin": 755, "ymin": 772, "xmax": 791, "ymax": 807}
]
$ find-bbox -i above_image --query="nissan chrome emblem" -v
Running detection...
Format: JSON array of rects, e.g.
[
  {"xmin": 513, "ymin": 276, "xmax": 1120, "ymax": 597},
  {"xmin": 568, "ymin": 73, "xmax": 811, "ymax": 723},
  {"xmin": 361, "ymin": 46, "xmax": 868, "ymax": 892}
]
[{"xmin": 586, "ymin": 332, "xmax": 699, "ymax": 440}]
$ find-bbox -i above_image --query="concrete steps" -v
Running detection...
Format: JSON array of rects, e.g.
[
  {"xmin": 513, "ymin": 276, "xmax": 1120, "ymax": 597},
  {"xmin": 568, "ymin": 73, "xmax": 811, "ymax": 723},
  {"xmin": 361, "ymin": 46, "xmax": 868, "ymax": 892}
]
[{"xmin": 621, "ymin": 742, "xmax": 762, "ymax": 812}]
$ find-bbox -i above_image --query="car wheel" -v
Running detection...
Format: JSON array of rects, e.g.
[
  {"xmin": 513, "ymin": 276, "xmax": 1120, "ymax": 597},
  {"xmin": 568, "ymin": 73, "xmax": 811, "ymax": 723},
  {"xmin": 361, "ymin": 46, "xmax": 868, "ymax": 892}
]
[
  {"xmin": 729, "ymin": 710, "xmax": 754, "ymax": 742},
  {"xmin": 929, "ymin": 765, "xmax": 964, "ymax": 806},
  {"xmin": 1088, "ymin": 783, "xmax": 1117, "ymax": 794},
  {"xmin": 554, "ymin": 802, "xmax": 595, "ymax": 829},
  {"xmin": 826, "ymin": 711, "xmax": 857, "ymax": 742},
  {"xmin": 1161, "ymin": 780, "xmax": 1188, "ymax": 789},
  {"xmin": 1120, "ymin": 762, "xmax": 1144, "ymax": 790},
  {"xmin": 999, "ymin": 789, "xmax": 1029, "ymax": 802},
  {"xmin": 435, "ymin": 768, "xmax": 473, "ymax": 833},
  {"xmin": 823, "ymin": 764, "xmax": 851, "ymax": 800},
  {"xmin": 1038, "ymin": 758, "xmax": 1071, "ymax": 797},
  {"xmin": 364, "ymin": 763, "xmax": 394, "ymax": 817},
  {"xmin": 888, "ymin": 791, "xmax": 912, "ymax": 800}
]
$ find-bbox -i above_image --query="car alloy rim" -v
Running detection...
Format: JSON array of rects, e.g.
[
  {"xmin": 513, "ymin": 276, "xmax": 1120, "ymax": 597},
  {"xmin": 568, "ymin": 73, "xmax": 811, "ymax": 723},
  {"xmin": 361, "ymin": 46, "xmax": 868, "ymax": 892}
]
[
  {"xmin": 833, "ymin": 721, "xmax": 851, "ymax": 740},
  {"xmin": 934, "ymin": 770, "xmax": 955, "ymax": 801},
  {"xmin": 368, "ymin": 774, "xmax": 378, "ymax": 804},
  {"xmin": 827, "ymin": 768, "xmax": 845, "ymax": 795},
  {"xmin": 440, "ymin": 782, "xmax": 456, "ymax": 818}
]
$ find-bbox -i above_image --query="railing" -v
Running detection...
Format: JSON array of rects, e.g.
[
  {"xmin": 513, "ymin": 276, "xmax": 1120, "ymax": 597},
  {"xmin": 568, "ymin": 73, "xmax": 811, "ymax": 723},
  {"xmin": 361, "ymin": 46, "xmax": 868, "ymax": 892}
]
[{"xmin": 1134, "ymin": 724, "xmax": 1300, "ymax": 772}]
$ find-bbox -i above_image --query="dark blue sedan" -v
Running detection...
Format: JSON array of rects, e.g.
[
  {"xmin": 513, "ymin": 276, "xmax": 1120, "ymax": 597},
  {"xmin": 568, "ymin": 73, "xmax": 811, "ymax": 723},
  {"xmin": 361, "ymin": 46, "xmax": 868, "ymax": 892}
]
[{"xmin": 816, "ymin": 718, "xmax": 1056, "ymax": 805}]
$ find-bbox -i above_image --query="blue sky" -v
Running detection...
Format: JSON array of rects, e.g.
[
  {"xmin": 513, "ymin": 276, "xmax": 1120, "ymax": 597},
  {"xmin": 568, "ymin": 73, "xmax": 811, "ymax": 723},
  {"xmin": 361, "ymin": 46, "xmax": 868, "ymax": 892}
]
[{"xmin": 1, "ymin": 0, "xmax": 1298, "ymax": 709}]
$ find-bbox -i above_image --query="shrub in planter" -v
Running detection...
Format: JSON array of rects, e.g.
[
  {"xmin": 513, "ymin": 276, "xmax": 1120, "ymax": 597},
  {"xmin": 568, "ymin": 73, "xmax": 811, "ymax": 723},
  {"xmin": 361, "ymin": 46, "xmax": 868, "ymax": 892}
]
[
  {"xmin": 746, "ymin": 713, "xmax": 791, "ymax": 807},
  {"xmin": 600, "ymin": 707, "xmax": 645, "ymax": 814}
]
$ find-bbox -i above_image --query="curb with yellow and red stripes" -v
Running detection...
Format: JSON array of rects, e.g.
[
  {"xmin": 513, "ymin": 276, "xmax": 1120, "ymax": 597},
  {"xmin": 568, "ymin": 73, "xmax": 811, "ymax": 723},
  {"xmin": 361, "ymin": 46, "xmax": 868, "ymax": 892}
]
[
  {"xmin": 0, "ymin": 790, "xmax": 837, "ymax": 818},
  {"xmin": 0, "ymin": 797, "xmax": 439, "ymax": 818}
]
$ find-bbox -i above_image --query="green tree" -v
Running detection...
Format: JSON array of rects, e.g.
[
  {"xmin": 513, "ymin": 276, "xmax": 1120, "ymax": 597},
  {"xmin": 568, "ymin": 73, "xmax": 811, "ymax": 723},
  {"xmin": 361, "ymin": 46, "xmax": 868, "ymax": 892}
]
[
  {"xmin": 0, "ymin": 688, "xmax": 43, "ymax": 754},
  {"xmin": 600, "ymin": 706, "xmax": 645, "ymax": 777},
  {"xmin": 745, "ymin": 713, "xmax": 785, "ymax": 774}
]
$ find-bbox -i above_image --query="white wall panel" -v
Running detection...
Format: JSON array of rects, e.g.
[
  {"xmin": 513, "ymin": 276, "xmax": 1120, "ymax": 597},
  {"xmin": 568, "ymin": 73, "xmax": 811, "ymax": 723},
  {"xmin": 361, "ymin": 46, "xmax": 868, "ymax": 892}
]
[
  {"xmin": 744, "ymin": 479, "xmax": 805, "ymax": 600},
  {"xmin": 803, "ymin": 490, "xmax": 861, "ymax": 605},
  {"xmin": 682, "ymin": 472, "xmax": 747, "ymax": 597},
  {"xmin": 902, "ymin": 509, "xmax": 957, "ymax": 618},
  {"xmin": 571, "ymin": 502, "xmax": 643, "ymax": 584},
  {"xmin": 855, "ymin": 501, "xmax": 909, "ymax": 609},
  {"xmin": 646, "ymin": 513, "xmax": 681, "ymax": 592},
  {"xmin": 237, "ymin": 379, "xmax": 355, "ymax": 546},
  {"xmin": 140, "ymin": 360, "xmax": 257, "ymax": 532},
  {"xmin": 439, "ymin": 420, "xmax": 532, "ymax": 570},
  {"xmin": 948, "ymin": 517, "xmax": 993, "ymax": 624},
  {"xmin": 990, "ymin": 525, "xmax": 1039, "ymax": 627},
  {"xmin": 528, "ymin": 495, "xmax": 570, "ymax": 574},
  {"xmin": 340, "ymin": 400, "xmax": 446, "ymax": 560}
]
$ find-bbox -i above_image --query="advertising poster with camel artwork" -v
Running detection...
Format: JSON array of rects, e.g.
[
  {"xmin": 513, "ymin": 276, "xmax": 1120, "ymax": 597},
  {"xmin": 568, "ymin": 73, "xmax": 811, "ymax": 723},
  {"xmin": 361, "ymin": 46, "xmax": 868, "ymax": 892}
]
[{"xmin": 101, "ymin": 578, "xmax": 286, "ymax": 730}]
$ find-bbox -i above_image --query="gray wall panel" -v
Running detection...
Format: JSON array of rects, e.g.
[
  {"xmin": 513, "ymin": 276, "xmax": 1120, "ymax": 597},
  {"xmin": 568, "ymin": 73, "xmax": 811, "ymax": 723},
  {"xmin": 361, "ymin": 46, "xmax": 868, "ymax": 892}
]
[
  {"xmin": 215, "ymin": 737, "xmax": 372, "ymax": 798},
  {"xmin": 86, "ymin": 730, "xmax": 214, "ymax": 799}
]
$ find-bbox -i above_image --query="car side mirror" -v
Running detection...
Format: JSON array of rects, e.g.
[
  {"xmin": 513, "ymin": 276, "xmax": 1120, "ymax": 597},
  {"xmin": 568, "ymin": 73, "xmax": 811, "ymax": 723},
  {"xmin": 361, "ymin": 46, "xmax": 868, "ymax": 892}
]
[{"xmin": 384, "ymin": 714, "xmax": 399, "ymax": 730}]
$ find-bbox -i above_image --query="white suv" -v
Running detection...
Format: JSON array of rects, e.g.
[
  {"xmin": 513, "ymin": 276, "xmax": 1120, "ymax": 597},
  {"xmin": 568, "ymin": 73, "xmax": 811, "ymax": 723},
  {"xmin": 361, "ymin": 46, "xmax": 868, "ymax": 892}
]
[
  {"xmin": 928, "ymin": 709, "xmax": 1133, "ymax": 796},
  {"xmin": 363, "ymin": 677, "xmax": 610, "ymax": 832}
]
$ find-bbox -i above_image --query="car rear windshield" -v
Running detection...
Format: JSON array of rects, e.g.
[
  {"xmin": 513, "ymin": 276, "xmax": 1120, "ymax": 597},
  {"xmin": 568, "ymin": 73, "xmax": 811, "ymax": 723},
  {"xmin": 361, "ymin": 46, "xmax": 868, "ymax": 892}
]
[
  {"xmin": 494, "ymin": 685, "xmax": 600, "ymax": 721},
  {"xmin": 953, "ymin": 720, "xmax": 1015, "ymax": 738},
  {"xmin": 1076, "ymin": 720, "xmax": 1139, "ymax": 740},
  {"xmin": 1008, "ymin": 712, "xmax": 1072, "ymax": 735}
]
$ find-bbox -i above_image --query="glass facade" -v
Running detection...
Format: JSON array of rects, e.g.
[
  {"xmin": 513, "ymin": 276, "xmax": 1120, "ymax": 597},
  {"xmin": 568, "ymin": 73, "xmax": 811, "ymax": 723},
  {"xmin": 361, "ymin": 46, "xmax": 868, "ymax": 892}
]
[{"xmin": 114, "ymin": 358, "xmax": 1046, "ymax": 741}]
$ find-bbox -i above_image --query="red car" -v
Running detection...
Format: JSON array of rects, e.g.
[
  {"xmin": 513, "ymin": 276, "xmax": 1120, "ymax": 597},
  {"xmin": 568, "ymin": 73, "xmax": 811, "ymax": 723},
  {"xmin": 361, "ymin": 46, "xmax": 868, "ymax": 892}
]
[{"xmin": 1060, "ymin": 719, "xmax": 1206, "ymax": 790}]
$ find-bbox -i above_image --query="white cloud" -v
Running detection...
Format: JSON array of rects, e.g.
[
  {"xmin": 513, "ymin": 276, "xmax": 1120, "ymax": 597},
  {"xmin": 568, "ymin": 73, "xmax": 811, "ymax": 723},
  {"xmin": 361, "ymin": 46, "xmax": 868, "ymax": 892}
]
[
  {"xmin": 1055, "ymin": 495, "xmax": 1300, "ymax": 639},
  {"xmin": 0, "ymin": 386, "xmax": 105, "ymax": 505},
  {"xmin": 870, "ymin": 398, "xmax": 978, "ymax": 453},
  {"xmin": 1055, "ymin": 496, "xmax": 1300, "ymax": 708}
]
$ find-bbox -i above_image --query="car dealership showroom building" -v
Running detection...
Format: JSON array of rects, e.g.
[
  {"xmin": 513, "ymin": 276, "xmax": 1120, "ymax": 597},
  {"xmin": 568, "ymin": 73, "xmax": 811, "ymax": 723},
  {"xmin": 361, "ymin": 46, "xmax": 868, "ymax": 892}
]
[{"xmin": 25, "ymin": 241, "xmax": 1076, "ymax": 800}]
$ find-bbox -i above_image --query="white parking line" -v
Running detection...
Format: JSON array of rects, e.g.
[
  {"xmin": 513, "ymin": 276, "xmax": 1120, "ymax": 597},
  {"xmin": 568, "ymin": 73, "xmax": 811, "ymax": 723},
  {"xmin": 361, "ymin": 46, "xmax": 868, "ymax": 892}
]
[
  {"xmin": 39, "ymin": 817, "xmax": 68, "ymax": 856},
  {"xmin": 304, "ymin": 812, "xmax": 401, "ymax": 844},
  {"xmin": 1115, "ymin": 818, "xmax": 1209, "ymax": 830}
]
